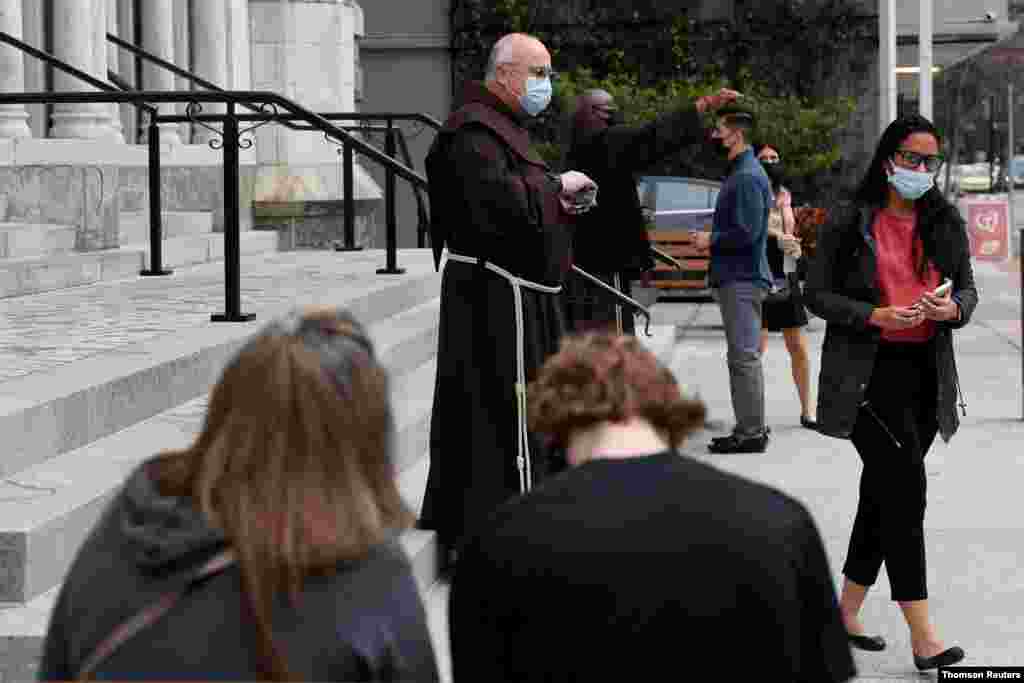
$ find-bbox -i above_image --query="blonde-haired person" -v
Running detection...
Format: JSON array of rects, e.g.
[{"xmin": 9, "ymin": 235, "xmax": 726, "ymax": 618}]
[
  {"xmin": 449, "ymin": 332, "xmax": 856, "ymax": 682},
  {"xmin": 38, "ymin": 308, "xmax": 439, "ymax": 682}
]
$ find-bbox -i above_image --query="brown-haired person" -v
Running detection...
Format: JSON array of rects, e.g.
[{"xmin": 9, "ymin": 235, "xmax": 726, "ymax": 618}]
[
  {"xmin": 37, "ymin": 308, "xmax": 440, "ymax": 682},
  {"xmin": 448, "ymin": 332, "xmax": 856, "ymax": 682}
]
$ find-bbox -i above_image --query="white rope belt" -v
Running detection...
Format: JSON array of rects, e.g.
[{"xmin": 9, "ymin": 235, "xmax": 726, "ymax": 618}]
[{"xmin": 446, "ymin": 251, "xmax": 562, "ymax": 494}]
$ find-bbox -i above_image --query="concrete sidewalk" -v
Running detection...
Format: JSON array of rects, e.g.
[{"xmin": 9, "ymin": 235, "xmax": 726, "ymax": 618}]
[{"xmin": 426, "ymin": 261, "xmax": 1023, "ymax": 682}]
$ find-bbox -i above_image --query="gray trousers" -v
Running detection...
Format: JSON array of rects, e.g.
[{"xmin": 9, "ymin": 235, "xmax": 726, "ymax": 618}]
[{"xmin": 713, "ymin": 281, "xmax": 766, "ymax": 438}]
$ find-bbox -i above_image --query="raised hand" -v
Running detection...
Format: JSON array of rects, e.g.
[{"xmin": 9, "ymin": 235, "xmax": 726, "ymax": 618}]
[{"xmin": 696, "ymin": 88, "xmax": 742, "ymax": 114}]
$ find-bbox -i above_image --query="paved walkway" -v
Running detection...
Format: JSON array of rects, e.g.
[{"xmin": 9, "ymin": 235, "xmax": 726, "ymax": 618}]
[{"xmin": 425, "ymin": 261, "xmax": 1024, "ymax": 682}]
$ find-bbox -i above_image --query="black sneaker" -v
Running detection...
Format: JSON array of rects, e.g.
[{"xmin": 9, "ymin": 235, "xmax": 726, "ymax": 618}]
[{"xmin": 708, "ymin": 432, "xmax": 769, "ymax": 454}]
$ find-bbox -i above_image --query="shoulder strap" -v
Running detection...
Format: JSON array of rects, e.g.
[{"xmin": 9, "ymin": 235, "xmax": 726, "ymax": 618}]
[{"xmin": 76, "ymin": 549, "xmax": 235, "ymax": 681}]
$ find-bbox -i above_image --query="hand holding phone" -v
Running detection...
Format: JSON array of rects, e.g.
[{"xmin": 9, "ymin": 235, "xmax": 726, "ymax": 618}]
[{"xmin": 915, "ymin": 279, "xmax": 958, "ymax": 322}]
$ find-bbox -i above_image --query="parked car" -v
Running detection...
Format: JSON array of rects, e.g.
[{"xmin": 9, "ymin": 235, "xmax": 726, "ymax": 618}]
[
  {"xmin": 638, "ymin": 176, "xmax": 719, "ymax": 298},
  {"xmin": 1010, "ymin": 156, "xmax": 1024, "ymax": 188},
  {"xmin": 958, "ymin": 162, "xmax": 996, "ymax": 193}
]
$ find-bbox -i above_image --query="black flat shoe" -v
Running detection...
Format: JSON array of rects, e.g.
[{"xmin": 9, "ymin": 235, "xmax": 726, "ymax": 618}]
[
  {"xmin": 708, "ymin": 432, "xmax": 768, "ymax": 454},
  {"xmin": 800, "ymin": 415, "xmax": 818, "ymax": 430},
  {"xmin": 847, "ymin": 632, "xmax": 886, "ymax": 651},
  {"xmin": 914, "ymin": 646, "xmax": 965, "ymax": 670}
]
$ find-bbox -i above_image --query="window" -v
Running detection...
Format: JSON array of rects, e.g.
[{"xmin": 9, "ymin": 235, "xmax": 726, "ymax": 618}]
[{"xmin": 656, "ymin": 180, "xmax": 713, "ymax": 210}]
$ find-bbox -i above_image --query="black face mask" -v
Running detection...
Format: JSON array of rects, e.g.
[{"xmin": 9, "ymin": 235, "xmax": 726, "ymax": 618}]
[
  {"xmin": 606, "ymin": 111, "xmax": 625, "ymax": 127},
  {"xmin": 709, "ymin": 138, "xmax": 730, "ymax": 158},
  {"xmin": 763, "ymin": 163, "xmax": 785, "ymax": 184}
]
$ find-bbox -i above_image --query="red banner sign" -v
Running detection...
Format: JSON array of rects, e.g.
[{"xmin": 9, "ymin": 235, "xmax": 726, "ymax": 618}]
[{"xmin": 960, "ymin": 199, "xmax": 1010, "ymax": 262}]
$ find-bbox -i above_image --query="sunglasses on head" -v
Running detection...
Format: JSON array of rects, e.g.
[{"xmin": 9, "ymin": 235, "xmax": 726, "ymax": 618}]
[{"xmin": 894, "ymin": 149, "xmax": 945, "ymax": 173}]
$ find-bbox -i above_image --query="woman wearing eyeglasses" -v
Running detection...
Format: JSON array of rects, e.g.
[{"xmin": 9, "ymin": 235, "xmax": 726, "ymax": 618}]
[
  {"xmin": 804, "ymin": 114, "xmax": 976, "ymax": 671},
  {"xmin": 755, "ymin": 143, "xmax": 817, "ymax": 429}
]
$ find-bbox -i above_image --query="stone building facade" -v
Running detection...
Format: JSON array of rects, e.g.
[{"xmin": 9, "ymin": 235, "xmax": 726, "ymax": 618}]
[{"xmin": 0, "ymin": 0, "xmax": 382, "ymax": 254}]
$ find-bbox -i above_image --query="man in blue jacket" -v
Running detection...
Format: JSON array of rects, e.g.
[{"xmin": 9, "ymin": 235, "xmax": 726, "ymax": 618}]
[{"xmin": 693, "ymin": 107, "xmax": 773, "ymax": 453}]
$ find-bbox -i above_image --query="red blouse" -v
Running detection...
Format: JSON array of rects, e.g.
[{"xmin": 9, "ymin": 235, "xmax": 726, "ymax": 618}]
[{"xmin": 871, "ymin": 209, "xmax": 941, "ymax": 343}]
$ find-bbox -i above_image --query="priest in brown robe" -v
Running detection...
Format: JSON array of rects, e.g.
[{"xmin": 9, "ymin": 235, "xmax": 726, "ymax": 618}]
[{"xmin": 418, "ymin": 33, "xmax": 597, "ymax": 569}]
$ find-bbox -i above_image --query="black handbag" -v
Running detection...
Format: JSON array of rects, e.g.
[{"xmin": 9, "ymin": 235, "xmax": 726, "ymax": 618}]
[{"xmin": 764, "ymin": 272, "xmax": 799, "ymax": 305}]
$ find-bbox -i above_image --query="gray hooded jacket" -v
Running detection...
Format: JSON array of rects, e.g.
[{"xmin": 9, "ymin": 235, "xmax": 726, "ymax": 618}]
[{"xmin": 38, "ymin": 459, "xmax": 439, "ymax": 682}]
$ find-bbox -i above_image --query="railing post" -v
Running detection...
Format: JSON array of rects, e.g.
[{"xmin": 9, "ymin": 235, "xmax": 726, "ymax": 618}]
[
  {"xmin": 212, "ymin": 102, "xmax": 254, "ymax": 322},
  {"xmin": 140, "ymin": 115, "xmax": 172, "ymax": 276},
  {"xmin": 377, "ymin": 118, "xmax": 405, "ymax": 275},
  {"xmin": 334, "ymin": 140, "xmax": 362, "ymax": 252}
]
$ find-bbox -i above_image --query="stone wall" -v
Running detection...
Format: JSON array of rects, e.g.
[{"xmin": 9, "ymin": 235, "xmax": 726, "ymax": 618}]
[{"xmin": 0, "ymin": 165, "xmax": 119, "ymax": 251}]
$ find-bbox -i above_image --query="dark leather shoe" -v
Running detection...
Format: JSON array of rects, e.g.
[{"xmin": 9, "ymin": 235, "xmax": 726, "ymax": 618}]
[
  {"xmin": 800, "ymin": 415, "xmax": 818, "ymax": 430},
  {"xmin": 708, "ymin": 432, "xmax": 768, "ymax": 454},
  {"xmin": 847, "ymin": 632, "xmax": 886, "ymax": 651},
  {"xmin": 914, "ymin": 646, "xmax": 965, "ymax": 670}
]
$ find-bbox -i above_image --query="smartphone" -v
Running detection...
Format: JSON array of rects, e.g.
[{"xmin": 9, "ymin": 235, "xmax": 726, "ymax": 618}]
[{"xmin": 932, "ymin": 279, "xmax": 952, "ymax": 297}]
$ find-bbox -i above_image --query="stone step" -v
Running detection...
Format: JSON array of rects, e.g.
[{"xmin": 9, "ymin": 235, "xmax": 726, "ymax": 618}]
[
  {"xmin": 0, "ymin": 223, "xmax": 77, "ymax": 260},
  {"xmin": 0, "ymin": 270, "xmax": 441, "ymax": 482},
  {"xmin": 122, "ymin": 230, "xmax": 281, "ymax": 270},
  {"xmin": 392, "ymin": 359, "xmax": 436, "ymax": 474},
  {"xmin": 0, "ymin": 249, "xmax": 143, "ymax": 299},
  {"xmin": 118, "ymin": 211, "xmax": 215, "ymax": 245},
  {"xmin": 0, "ymin": 346, "xmax": 436, "ymax": 605}
]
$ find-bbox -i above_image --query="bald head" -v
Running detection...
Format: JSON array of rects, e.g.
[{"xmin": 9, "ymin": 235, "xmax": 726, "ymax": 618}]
[
  {"xmin": 485, "ymin": 33, "xmax": 549, "ymax": 82},
  {"xmin": 579, "ymin": 89, "xmax": 614, "ymax": 109},
  {"xmin": 484, "ymin": 33, "xmax": 553, "ymax": 115}
]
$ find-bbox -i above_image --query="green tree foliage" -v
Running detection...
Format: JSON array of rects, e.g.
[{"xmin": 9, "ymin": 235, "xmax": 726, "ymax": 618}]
[{"xmin": 453, "ymin": 0, "xmax": 868, "ymax": 200}]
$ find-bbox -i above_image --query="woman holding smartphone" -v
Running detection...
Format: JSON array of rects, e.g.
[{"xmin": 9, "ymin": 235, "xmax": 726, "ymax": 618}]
[{"xmin": 804, "ymin": 114, "xmax": 977, "ymax": 671}]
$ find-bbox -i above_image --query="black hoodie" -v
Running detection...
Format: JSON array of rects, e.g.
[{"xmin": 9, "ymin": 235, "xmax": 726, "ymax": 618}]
[{"xmin": 38, "ymin": 459, "xmax": 440, "ymax": 682}]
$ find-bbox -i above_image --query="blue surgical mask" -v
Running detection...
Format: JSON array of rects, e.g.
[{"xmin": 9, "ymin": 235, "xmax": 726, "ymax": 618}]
[
  {"xmin": 520, "ymin": 77, "xmax": 552, "ymax": 117},
  {"xmin": 888, "ymin": 165, "xmax": 934, "ymax": 200}
]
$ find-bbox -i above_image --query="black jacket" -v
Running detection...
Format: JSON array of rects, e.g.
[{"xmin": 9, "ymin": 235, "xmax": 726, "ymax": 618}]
[
  {"xmin": 804, "ymin": 198, "xmax": 978, "ymax": 443},
  {"xmin": 565, "ymin": 104, "xmax": 706, "ymax": 274},
  {"xmin": 38, "ymin": 459, "xmax": 440, "ymax": 682}
]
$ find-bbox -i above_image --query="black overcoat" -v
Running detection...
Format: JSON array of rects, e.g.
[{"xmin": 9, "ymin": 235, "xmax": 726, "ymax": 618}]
[
  {"xmin": 419, "ymin": 83, "xmax": 575, "ymax": 548},
  {"xmin": 562, "ymin": 104, "xmax": 707, "ymax": 333},
  {"xmin": 803, "ymin": 199, "xmax": 978, "ymax": 443}
]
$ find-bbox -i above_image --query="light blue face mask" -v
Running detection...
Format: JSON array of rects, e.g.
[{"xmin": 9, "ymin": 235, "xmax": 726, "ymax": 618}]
[
  {"xmin": 888, "ymin": 165, "xmax": 934, "ymax": 200},
  {"xmin": 519, "ymin": 76, "xmax": 552, "ymax": 117}
]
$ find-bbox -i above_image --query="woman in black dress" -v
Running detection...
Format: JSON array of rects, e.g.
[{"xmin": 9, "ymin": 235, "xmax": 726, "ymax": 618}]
[{"xmin": 756, "ymin": 144, "xmax": 817, "ymax": 429}]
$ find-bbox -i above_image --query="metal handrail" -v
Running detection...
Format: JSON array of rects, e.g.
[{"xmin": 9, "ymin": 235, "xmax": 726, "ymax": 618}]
[
  {"xmin": 0, "ymin": 32, "xmax": 155, "ymax": 115},
  {"xmin": 106, "ymin": 33, "xmax": 436, "ymax": 251},
  {"xmin": 0, "ymin": 34, "xmax": 649, "ymax": 326}
]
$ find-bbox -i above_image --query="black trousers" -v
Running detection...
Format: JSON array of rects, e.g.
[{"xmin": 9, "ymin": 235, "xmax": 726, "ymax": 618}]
[{"xmin": 843, "ymin": 340, "xmax": 939, "ymax": 602}]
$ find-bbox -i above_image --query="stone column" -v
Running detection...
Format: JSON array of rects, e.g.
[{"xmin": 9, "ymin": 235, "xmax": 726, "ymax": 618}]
[
  {"xmin": 173, "ymin": 0, "xmax": 191, "ymax": 143},
  {"xmin": 116, "ymin": 0, "xmax": 137, "ymax": 142},
  {"xmin": 21, "ymin": 0, "xmax": 44, "ymax": 137},
  {"xmin": 191, "ymin": 0, "xmax": 228, "ymax": 146},
  {"xmin": 0, "ymin": 0, "xmax": 32, "ymax": 138},
  {"xmin": 51, "ymin": 0, "xmax": 111, "ymax": 139},
  {"xmin": 105, "ymin": 0, "xmax": 125, "ymax": 142},
  {"xmin": 139, "ymin": 0, "xmax": 181, "ymax": 144},
  {"xmin": 95, "ymin": 0, "xmax": 123, "ymax": 142}
]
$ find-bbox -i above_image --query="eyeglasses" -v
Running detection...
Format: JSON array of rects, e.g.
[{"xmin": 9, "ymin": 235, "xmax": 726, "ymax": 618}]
[
  {"xmin": 500, "ymin": 62, "xmax": 557, "ymax": 79},
  {"xmin": 894, "ymin": 149, "xmax": 945, "ymax": 173},
  {"xmin": 759, "ymin": 157, "xmax": 781, "ymax": 165}
]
